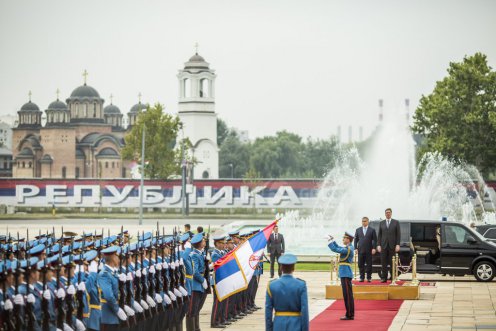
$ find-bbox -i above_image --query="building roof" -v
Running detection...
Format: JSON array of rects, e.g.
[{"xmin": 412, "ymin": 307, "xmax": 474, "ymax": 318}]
[
  {"xmin": 70, "ymin": 84, "xmax": 101, "ymax": 98},
  {"xmin": 0, "ymin": 147, "xmax": 12, "ymax": 156},
  {"xmin": 47, "ymin": 99, "xmax": 68, "ymax": 110},
  {"xmin": 18, "ymin": 148, "xmax": 34, "ymax": 156},
  {"xmin": 184, "ymin": 53, "xmax": 210, "ymax": 69},
  {"xmin": 19, "ymin": 101, "xmax": 41, "ymax": 112},
  {"xmin": 129, "ymin": 102, "xmax": 147, "ymax": 114},
  {"xmin": 96, "ymin": 147, "xmax": 119, "ymax": 158},
  {"xmin": 104, "ymin": 104, "xmax": 121, "ymax": 114}
]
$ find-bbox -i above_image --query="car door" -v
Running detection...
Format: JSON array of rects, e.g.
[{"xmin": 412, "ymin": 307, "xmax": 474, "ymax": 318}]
[{"xmin": 441, "ymin": 223, "xmax": 481, "ymax": 273}]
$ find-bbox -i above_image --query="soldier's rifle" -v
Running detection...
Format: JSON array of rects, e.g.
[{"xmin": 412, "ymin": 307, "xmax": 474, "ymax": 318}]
[
  {"xmin": 25, "ymin": 230, "xmax": 36, "ymax": 331},
  {"xmin": 2, "ymin": 241, "xmax": 15, "ymax": 331},
  {"xmin": 13, "ymin": 232, "xmax": 23, "ymax": 331},
  {"xmin": 76, "ymin": 233, "xmax": 85, "ymax": 321},
  {"xmin": 41, "ymin": 257, "xmax": 50, "ymax": 331},
  {"xmin": 204, "ymin": 225, "xmax": 212, "ymax": 294},
  {"xmin": 65, "ymin": 238, "xmax": 74, "ymax": 328},
  {"xmin": 56, "ymin": 250, "xmax": 65, "ymax": 330}
]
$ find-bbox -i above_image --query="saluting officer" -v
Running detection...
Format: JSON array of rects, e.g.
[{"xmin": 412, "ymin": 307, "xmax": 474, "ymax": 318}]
[
  {"xmin": 265, "ymin": 253, "xmax": 309, "ymax": 331},
  {"xmin": 327, "ymin": 231, "xmax": 355, "ymax": 320}
]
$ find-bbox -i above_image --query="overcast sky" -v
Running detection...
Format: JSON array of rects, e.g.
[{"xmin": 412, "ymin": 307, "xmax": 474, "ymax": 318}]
[{"xmin": 1, "ymin": 0, "xmax": 495, "ymax": 140}]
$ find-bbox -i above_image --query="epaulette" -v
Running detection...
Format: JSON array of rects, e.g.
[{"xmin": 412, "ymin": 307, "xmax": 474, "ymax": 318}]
[{"xmin": 296, "ymin": 277, "xmax": 306, "ymax": 283}]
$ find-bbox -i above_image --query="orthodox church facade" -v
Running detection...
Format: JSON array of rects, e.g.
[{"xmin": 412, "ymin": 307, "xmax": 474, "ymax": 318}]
[{"xmin": 11, "ymin": 51, "xmax": 219, "ymax": 179}]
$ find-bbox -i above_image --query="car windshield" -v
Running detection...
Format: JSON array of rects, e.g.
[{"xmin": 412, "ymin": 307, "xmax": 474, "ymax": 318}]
[{"xmin": 468, "ymin": 227, "xmax": 487, "ymax": 241}]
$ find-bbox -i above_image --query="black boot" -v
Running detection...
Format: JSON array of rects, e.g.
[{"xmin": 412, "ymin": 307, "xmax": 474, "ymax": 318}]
[
  {"xmin": 195, "ymin": 315, "xmax": 201, "ymax": 331},
  {"xmin": 185, "ymin": 317, "xmax": 195, "ymax": 331}
]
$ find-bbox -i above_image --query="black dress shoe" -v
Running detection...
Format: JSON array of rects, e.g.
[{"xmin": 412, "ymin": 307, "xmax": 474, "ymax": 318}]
[
  {"xmin": 381, "ymin": 279, "xmax": 387, "ymax": 283},
  {"xmin": 223, "ymin": 321, "xmax": 232, "ymax": 325},
  {"xmin": 359, "ymin": 279, "xmax": 364, "ymax": 282},
  {"xmin": 211, "ymin": 324, "xmax": 225, "ymax": 328},
  {"xmin": 340, "ymin": 316, "xmax": 354, "ymax": 320},
  {"xmin": 367, "ymin": 279, "xmax": 372, "ymax": 282}
]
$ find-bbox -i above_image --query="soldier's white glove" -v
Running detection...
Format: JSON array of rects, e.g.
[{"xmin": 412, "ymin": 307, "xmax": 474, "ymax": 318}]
[
  {"xmin": 140, "ymin": 299, "xmax": 149, "ymax": 310},
  {"xmin": 75, "ymin": 265, "xmax": 85, "ymax": 274},
  {"xmin": 146, "ymin": 295, "xmax": 156, "ymax": 308},
  {"xmin": 119, "ymin": 274, "xmax": 126, "ymax": 282},
  {"xmin": 43, "ymin": 289, "xmax": 51, "ymax": 300},
  {"xmin": 185, "ymin": 241, "xmax": 191, "ymax": 249},
  {"xmin": 132, "ymin": 301, "xmax": 144, "ymax": 313},
  {"xmin": 202, "ymin": 279, "xmax": 208, "ymax": 290},
  {"xmin": 67, "ymin": 285, "xmax": 76, "ymax": 295},
  {"xmin": 117, "ymin": 308, "xmax": 127, "ymax": 321},
  {"xmin": 167, "ymin": 290, "xmax": 176, "ymax": 301},
  {"xmin": 154, "ymin": 293, "xmax": 163, "ymax": 304},
  {"xmin": 180, "ymin": 258, "xmax": 184, "ymax": 266},
  {"xmin": 77, "ymin": 282, "xmax": 86, "ymax": 292},
  {"xmin": 155, "ymin": 263, "xmax": 162, "ymax": 271},
  {"xmin": 163, "ymin": 294, "xmax": 172, "ymax": 305},
  {"xmin": 4, "ymin": 299, "xmax": 13, "ymax": 310},
  {"xmin": 57, "ymin": 328, "xmax": 63, "ymax": 331},
  {"xmin": 162, "ymin": 261, "xmax": 169, "ymax": 269},
  {"xmin": 126, "ymin": 272, "xmax": 133, "ymax": 281},
  {"xmin": 135, "ymin": 269, "xmax": 142, "ymax": 278},
  {"xmin": 173, "ymin": 288, "xmax": 182, "ymax": 298},
  {"xmin": 63, "ymin": 323, "xmax": 74, "ymax": 331},
  {"xmin": 325, "ymin": 234, "xmax": 334, "ymax": 242},
  {"xmin": 27, "ymin": 293, "xmax": 36, "ymax": 304},
  {"xmin": 75, "ymin": 319, "xmax": 85, "ymax": 331},
  {"xmin": 124, "ymin": 305, "xmax": 135, "ymax": 317},
  {"xmin": 175, "ymin": 260, "xmax": 180, "ymax": 268},
  {"xmin": 170, "ymin": 262, "xmax": 175, "ymax": 270},
  {"xmin": 208, "ymin": 263, "xmax": 214, "ymax": 269},
  {"xmin": 88, "ymin": 261, "xmax": 98, "ymax": 273},
  {"xmin": 179, "ymin": 286, "xmax": 188, "ymax": 296},
  {"xmin": 98, "ymin": 263, "xmax": 103, "ymax": 271},
  {"xmin": 57, "ymin": 288, "xmax": 66, "ymax": 299},
  {"xmin": 141, "ymin": 268, "xmax": 147, "ymax": 276},
  {"xmin": 14, "ymin": 293, "xmax": 25, "ymax": 305},
  {"xmin": 149, "ymin": 265, "xmax": 155, "ymax": 274}
]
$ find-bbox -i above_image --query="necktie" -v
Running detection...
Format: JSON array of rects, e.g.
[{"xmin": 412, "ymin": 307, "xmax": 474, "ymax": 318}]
[
  {"xmin": 363, "ymin": 227, "xmax": 366, "ymax": 235},
  {"xmin": 387, "ymin": 220, "xmax": 390, "ymax": 228},
  {"xmin": 275, "ymin": 234, "xmax": 278, "ymax": 241}
]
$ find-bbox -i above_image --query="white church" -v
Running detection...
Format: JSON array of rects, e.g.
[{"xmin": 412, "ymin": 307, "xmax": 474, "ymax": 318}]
[{"xmin": 177, "ymin": 52, "xmax": 219, "ymax": 179}]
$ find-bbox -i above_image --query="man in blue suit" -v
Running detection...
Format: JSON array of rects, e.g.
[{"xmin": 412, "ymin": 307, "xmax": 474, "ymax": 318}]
[
  {"xmin": 327, "ymin": 232, "xmax": 355, "ymax": 320},
  {"xmin": 265, "ymin": 253, "xmax": 309, "ymax": 331},
  {"xmin": 354, "ymin": 217, "xmax": 377, "ymax": 282}
]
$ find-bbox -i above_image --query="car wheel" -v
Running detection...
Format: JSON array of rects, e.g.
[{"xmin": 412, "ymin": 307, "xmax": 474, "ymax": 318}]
[{"xmin": 473, "ymin": 261, "xmax": 495, "ymax": 282}]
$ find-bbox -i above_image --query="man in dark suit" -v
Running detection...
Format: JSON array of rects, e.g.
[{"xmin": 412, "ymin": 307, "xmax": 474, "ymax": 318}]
[
  {"xmin": 377, "ymin": 208, "xmax": 401, "ymax": 282},
  {"xmin": 266, "ymin": 225, "xmax": 285, "ymax": 278},
  {"xmin": 354, "ymin": 216, "xmax": 377, "ymax": 282}
]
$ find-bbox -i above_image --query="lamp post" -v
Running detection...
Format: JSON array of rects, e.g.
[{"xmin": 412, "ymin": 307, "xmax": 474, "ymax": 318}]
[
  {"xmin": 229, "ymin": 163, "xmax": 234, "ymax": 178},
  {"xmin": 139, "ymin": 125, "xmax": 145, "ymax": 226}
]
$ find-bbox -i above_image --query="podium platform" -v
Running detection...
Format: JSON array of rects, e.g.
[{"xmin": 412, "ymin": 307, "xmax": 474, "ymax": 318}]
[{"xmin": 325, "ymin": 280, "xmax": 420, "ymax": 300}]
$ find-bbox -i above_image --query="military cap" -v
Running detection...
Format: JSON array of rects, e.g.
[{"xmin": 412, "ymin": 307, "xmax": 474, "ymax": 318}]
[
  {"xmin": 228, "ymin": 230, "xmax": 240, "ymax": 237},
  {"xmin": 344, "ymin": 231, "xmax": 354, "ymax": 240},
  {"xmin": 138, "ymin": 232, "xmax": 152, "ymax": 241},
  {"xmin": 180, "ymin": 233, "xmax": 190, "ymax": 242},
  {"xmin": 213, "ymin": 234, "xmax": 226, "ymax": 241},
  {"xmin": 101, "ymin": 245, "xmax": 119, "ymax": 255},
  {"xmin": 191, "ymin": 233, "xmax": 204, "ymax": 244},
  {"xmin": 84, "ymin": 250, "xmax": 98, "ymax": 262},
  {"xmin": 36, "ymin": 259, "xmax": 53, "ymax": 270},
  {"xmin": 278, "ymin": 253, "xmax": 297, "ymax": 265},
  {"xmin": 61, "ymin": 255, "xmax": 75, "ymax": 266},
  {"xmin": 48, "ymin": 244, "xmax": 60, "ymax": 255},
  {"xmin": 28, "ymin": 243, "xmax": 46, "ymax": 256}
]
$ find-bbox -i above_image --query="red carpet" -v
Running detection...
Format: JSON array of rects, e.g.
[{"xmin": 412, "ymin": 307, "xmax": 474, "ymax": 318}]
[
  {"xmin": 310, "ymin": 300, "xmax": 404, "ymax": 331},
  {"xmin": 352, "ymin": 280, "xmax": 405, "ymax": 286}
]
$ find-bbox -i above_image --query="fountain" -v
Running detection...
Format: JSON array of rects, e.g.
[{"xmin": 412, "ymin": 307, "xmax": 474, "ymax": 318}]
[{"xmin": 280, "ymin": 104, "xmax": 496, "ymax": 255}]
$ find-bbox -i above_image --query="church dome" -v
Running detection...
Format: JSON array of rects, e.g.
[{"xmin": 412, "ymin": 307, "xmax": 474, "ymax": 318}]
[
  {"xmin": 20, "ymin": 101, "xmax": 40, "ymax": 112},
  {"xmin": 185, "ymin": 53, "xmax": 209, "ymax": 69},
  {"xmin": 189, "ymin": 53, "xmax": 205, "ymax": 62},
  {"xmin": 69, "ymin": 84, "xmax": 101, "ymax": 99},
  {"xmin": 47, "ymin": 100, "xmax": 68, "ymax": 110},
  {"xmin": 129, "ymin": 102, "xmax": 147, "ymax": 114},
  {"xmin": 104, "ymin": 104, "xmax": 121, "ymax": 114}
]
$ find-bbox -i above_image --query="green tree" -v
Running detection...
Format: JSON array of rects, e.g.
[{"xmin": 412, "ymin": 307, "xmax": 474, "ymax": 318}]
[
  {"xmin": 217, "ymin": 118, "xmax": 229, "ymax": 147},
  {"xmin": 219, "ymin": 131, "xmax": 250, "ymax": 178},
  {"xmin": 303, "ymin": 137, "xmax": 340, "ymax": 177},
  {"xmin": 122, "ymin": 103, "xmax": 182, "ymax": 179},
  {"xmin": 412, "ymin": 53, "xmax": 496, "ymax": 176}
]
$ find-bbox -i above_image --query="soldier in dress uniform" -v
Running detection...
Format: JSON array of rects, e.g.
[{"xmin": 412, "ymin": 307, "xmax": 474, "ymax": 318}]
[
  {"xmin": 327, "ymin": 231, "xmax": 355, "ymax": 320},
  {"xmin": 210, "ymin": 235, "xmax": 228, "ymax": 328},
  {"xmin": 265, "ymin": 253, "xmax": 309, "ymax": 331},
  {"xmin": 98, "ymin": 246, "xmax": 128, "ymax": 331},
  {"xmin": 186, "ymin": 233, "xmax": 208, "ymax": 331}
]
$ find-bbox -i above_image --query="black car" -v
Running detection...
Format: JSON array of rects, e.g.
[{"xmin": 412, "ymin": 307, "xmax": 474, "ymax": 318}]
[
  {"xmin": 369, "ymin": 220, "xmax": 496, "ymax": 282},
  {"xmin": 475, "ymin": 224, "xmax": 496, "ymax": 243}
]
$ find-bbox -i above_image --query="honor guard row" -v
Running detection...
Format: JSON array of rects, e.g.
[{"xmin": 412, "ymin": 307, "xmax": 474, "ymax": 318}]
[{"xmin": 0, "ymin": 225, "xmax": 268, "ymax": 331}]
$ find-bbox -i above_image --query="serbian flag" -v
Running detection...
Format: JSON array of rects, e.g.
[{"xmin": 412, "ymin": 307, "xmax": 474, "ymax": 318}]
[{"xmin": 213, "ymin": 220, "xmax": 277, "ymax": 301}]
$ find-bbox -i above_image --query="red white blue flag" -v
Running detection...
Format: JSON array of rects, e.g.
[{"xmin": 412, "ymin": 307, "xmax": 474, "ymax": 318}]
[{"xmin": 213, "ymin": 220, "xmax": 277, "ymax": 301}]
